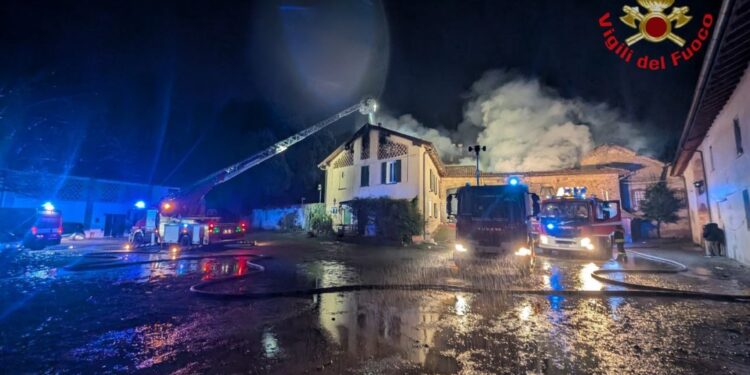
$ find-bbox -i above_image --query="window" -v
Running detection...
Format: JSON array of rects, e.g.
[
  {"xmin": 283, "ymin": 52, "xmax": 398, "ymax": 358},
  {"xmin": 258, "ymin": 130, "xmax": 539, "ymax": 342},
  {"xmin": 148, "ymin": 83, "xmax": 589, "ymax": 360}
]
[
  {"xmin": 428, "ymin": 169, "xmax": 438, "ymax": 193},
  {"xmin": 734, "ymin": 118, "xmax": 744, "ymax": 156},
  {"xmin": 360, "ymin": 166, "xmax": 369, "ymax": 187},
  {"xmin": 381, "ymin": 159, "xmax": 402, "ymax": 184},
  {"xmin": 632, "ymin": 189, "xmax": 646, "ymax": 211},
  {"xmin": 433, "ymin": 202, "xmax": 438, "ymax": 219},
  {"xmin": 743, "ymin": 189, "xmax": 750, "ymax": 230},
  {"xmin": 361, "ymin": 134, "xmax": 370, "ymax": 160},
  {"xmin": 709, "ymin": 146, "xmax": 715, "ymax": 171},
  {"xmin": 338, "ymin": 171, "xmax": 347, "ymax": 190}
]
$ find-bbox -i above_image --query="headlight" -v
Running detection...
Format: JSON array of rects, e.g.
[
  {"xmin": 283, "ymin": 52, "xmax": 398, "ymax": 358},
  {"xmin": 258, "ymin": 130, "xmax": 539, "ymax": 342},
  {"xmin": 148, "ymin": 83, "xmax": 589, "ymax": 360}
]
[
  {"xmin": 540, "ymin": 235, "xmax": 549, "ymax": 245},
  {"xmin": 580, "ymin": 237, "xmax": 594, "ymax": 250},
  {"xmin": 455, "ymin": 243, "xmax": 467, "ymax": 252},
  {"xmin": 515, "ymin": 247, "xmax": 532, "ymax": 256}
]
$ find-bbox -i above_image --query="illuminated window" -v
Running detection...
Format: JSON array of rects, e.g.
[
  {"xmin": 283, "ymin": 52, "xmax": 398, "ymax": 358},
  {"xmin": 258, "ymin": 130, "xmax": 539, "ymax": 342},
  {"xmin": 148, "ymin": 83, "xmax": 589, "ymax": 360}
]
[{"xmin": 632, "ymin": 189, "xmax": 646, "ymax": 210}]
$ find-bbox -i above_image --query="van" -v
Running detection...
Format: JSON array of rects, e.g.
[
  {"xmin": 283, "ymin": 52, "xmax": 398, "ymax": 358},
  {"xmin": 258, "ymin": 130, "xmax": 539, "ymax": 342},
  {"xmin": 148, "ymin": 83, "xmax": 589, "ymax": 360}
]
[{"xmin": 0, "ymin": 207, "xmax": 63, "ymax": 250}]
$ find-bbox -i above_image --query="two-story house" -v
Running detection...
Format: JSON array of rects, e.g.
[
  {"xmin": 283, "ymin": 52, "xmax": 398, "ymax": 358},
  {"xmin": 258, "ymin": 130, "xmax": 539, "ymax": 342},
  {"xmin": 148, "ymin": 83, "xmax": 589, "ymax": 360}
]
[{"xmin": 318, "ymin": 124, "xmax": 445, "ymax": 234}]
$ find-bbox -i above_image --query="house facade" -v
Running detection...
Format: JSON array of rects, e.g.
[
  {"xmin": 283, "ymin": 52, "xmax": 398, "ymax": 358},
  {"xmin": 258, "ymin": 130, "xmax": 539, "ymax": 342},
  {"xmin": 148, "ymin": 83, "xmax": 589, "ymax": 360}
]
[
  {"xmin": 318, "ymin": 124, "xmax": 445, "ymax": 234},
  {"xmin": 672, "ymin": 0, "xmax": 750, "ymax": 265}
]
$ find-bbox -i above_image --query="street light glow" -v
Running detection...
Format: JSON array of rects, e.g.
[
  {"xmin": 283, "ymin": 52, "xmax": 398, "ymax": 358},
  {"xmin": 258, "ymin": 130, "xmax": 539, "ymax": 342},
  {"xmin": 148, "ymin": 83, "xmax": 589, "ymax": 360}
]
[{"xmin": 134, "ymin": 200, "xmax": 146, "ymax": 209}]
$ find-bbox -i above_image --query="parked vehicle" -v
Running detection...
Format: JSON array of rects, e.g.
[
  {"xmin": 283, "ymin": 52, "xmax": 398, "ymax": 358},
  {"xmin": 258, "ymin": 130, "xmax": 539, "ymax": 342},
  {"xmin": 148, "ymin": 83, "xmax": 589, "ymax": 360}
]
[
  {"xmin": 0, "ymin": 207, "xmax": 63, "ymax": 250},
  {"xmin": 529, "ymin": 187, "xmax": 621, "ymax": 260},
  {"xmin": 447, "ymin": 183, "xmax": 538, "ymax": 271}
]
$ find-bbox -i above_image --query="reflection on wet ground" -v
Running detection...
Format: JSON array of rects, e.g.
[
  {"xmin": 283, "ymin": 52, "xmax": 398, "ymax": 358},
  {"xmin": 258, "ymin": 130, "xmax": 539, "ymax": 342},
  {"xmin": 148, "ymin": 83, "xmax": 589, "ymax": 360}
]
[{"xmin": 1, "ymin": 235, "xmax": 749, "ymax": 373}]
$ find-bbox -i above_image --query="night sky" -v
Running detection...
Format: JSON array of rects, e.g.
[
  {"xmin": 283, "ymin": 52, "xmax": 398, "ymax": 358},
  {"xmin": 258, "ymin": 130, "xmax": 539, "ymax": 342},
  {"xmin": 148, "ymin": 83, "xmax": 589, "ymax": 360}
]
[{"xmin": 0, "ymin": 0, "xmax": 722, "ymax": 211}]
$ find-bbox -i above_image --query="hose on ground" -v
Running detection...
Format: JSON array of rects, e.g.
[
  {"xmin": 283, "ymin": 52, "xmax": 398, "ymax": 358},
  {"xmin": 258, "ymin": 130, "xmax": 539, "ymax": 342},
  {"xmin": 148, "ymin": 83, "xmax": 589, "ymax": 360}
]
[
  {"xmin": 65, "ymin": 248, "xmax": 750, "ymax": 303},
  {"xmin": 590, "ymin": 250, "xmax": 689, "ymax": 292},
  {"xmin": 189, "ymin": 252, "xmax": 750, "ymax": 303}
]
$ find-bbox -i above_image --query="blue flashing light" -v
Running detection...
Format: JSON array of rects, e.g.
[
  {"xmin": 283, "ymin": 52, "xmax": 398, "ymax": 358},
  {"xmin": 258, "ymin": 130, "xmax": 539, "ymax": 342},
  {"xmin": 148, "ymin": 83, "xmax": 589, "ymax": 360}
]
[
  {"xmin": 509, "ymin": 177, "xmax": 519, "ymax": 186},
  {"xmin": 546, "ymin": 223, "xmax": 555, "ymax": 230},
  {"xmin": 134, "ymin": 200, "xmax": 146, "ymax": 209},
  {"xmin": 42, "ymin": 202, "xmax": 55, "ymax": 211}
]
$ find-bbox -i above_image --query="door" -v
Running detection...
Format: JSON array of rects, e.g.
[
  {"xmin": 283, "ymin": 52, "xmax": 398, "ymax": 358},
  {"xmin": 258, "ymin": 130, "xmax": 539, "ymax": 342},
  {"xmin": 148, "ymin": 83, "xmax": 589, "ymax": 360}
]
[{"xmin": 104, "ymin": 214, "xmax": 127, "ymax": 237}]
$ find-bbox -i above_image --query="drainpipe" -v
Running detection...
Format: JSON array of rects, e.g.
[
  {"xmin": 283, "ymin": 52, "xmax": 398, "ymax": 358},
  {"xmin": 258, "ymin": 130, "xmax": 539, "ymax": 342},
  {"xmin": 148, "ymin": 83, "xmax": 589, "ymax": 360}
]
[
  {"xmin": 694, "ymin": 150, "xmax": 713, "ymax": 223},
  {"xmin": 423, "ymin": 150, "xmax": 427, "ymax": 240}
]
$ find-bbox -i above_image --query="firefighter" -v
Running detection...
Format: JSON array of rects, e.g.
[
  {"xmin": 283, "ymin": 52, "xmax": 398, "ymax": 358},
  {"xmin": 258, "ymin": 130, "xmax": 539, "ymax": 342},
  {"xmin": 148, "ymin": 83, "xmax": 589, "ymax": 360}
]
[{"xmin": 612, "ymin": 225, "xmax": 626, "ymax": 261}]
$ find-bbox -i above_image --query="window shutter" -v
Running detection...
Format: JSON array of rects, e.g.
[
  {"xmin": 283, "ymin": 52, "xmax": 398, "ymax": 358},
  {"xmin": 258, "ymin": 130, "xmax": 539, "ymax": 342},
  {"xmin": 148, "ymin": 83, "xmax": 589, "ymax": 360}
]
[
  {"xmin": 381, "ymin": 162, "xmax": 386, "ymax": 184},
  {"xmin": 734, "ymin": 119, "xmax": 744, "ymax": 155},
  {"xmin": 361, "ymin": 166, "xmax": 369, "ymax": 187},
  {"xmin": 395, "ymin": 160, "xmax": 402, "ymax": 182}
]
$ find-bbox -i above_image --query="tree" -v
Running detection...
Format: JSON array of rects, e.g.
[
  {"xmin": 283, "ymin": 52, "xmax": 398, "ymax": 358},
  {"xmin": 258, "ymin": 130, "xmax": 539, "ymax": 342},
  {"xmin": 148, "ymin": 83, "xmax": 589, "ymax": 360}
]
[{"xmin": 640, "ymin": 181, "xmax": 683, "ymax": 238}]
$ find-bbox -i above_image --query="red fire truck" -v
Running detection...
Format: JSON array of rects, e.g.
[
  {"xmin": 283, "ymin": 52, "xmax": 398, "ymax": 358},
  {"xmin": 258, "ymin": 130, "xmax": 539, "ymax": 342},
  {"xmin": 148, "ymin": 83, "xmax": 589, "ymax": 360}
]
[
  {"xmin": 529, "ymin": 187, "xmax": 621, "ymax": 260},
  {"xmin": 448, "ymin": 180, "xmax": 537, "ymax": 270}
]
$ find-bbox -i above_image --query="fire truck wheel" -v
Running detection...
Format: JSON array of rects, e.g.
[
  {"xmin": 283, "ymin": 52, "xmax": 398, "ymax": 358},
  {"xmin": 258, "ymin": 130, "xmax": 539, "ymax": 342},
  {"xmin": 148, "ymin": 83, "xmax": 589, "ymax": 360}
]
[{"xmin": 133, "ymin": 232, "xmax": 145, "ymax": 244}]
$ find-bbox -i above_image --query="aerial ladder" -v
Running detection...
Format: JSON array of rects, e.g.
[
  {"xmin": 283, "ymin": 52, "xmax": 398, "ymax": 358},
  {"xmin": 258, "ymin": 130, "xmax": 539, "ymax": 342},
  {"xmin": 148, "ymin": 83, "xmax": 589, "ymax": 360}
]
[{"xmin": 129, "ymin": 97, "xmax": 378, "ymax": 247}]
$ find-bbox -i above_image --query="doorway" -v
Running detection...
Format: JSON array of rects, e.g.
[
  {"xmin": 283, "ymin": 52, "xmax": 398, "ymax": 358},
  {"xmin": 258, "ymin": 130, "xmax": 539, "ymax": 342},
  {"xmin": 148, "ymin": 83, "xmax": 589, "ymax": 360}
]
[{"xmin": 104, "ymin": 214, "xmax": 127, "ymax": 237}]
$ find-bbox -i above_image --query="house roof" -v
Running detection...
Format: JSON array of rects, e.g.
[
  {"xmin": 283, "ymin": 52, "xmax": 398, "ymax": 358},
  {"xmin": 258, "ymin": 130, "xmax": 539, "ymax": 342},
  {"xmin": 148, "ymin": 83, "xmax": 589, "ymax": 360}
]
[
  {"xmin": 443, "ymin": 165, "xmax": 626, "ymax": 178},
  {"xmin": 672, "ymin": 0, "xmax": 750, "ymax": 175},
  {"xmin": 318, "ymin": 123, "xmax": 447, "ymax": 174}
]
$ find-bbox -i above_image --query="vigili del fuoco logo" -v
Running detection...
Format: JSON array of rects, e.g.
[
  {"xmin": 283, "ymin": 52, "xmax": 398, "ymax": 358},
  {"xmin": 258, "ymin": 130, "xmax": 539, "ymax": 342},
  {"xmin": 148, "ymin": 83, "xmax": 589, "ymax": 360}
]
[{"xmin": 598, "ymin": 0, "xmax": 714, "ymax": 70}]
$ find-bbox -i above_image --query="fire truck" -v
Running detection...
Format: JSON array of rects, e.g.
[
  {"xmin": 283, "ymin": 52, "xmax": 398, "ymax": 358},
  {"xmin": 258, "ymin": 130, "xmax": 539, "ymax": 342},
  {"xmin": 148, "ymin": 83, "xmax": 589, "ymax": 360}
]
[
  {"xmin": 129, "ymin": 97, "xmax": 378, "ymax": 247},
  {"xmin": 529, "ymin": 187, "xmax": 621, "ymax": 260},
  {"xmin": 448, "ymin": 178, "xmax": 537, "ymax": 270}
]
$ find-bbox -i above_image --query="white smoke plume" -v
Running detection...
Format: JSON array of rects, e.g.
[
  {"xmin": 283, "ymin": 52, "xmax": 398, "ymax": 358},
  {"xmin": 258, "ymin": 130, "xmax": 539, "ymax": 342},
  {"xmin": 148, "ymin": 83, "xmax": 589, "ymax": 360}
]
[
  {"xmin": 375, "ymin": 113, "xmax": 462, "ymax": 160},
  {"xmin": 378, "ymin": 70, "xmax": 649, "ymax": 172}
]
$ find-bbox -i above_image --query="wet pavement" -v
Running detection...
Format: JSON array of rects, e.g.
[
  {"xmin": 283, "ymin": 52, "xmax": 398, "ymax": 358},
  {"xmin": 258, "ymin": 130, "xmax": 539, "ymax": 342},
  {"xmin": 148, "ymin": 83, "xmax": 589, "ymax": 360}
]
[{"xmin": 1, "ymin": 233, "xmax": 749, "ymax": 374}]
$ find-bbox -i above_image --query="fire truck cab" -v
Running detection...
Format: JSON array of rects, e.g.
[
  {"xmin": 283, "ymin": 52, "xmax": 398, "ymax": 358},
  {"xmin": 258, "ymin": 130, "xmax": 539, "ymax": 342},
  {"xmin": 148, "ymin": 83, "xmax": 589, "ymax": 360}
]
[
  {"xmin": 530, "ymin": 187, "xmax": 621, "ymax": 260},
  {"xmin": 448, "ymin": 181, "xmax": 538, "ymax": 271}
]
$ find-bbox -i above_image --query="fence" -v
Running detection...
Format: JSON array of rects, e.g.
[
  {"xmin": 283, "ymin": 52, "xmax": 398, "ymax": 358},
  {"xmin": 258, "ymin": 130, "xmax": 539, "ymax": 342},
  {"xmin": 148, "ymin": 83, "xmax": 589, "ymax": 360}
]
[{"xmin": 251, "ymin": 203, "xmax": 325, "ymax": 231}]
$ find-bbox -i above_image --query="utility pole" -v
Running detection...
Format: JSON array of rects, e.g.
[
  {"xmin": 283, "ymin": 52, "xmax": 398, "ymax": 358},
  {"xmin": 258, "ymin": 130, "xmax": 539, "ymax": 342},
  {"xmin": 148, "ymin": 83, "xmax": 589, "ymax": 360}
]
[{"xmin": 468, "ymin": 145, "xmax": 486, "ymax": 186}]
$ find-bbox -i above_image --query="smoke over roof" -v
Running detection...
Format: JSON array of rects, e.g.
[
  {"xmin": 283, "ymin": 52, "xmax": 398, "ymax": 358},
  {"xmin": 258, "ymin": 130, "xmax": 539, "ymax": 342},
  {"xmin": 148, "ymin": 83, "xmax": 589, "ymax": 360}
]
[{"xmin": 377, "ymin": 71, "xmax": 651, "ymax": 172}]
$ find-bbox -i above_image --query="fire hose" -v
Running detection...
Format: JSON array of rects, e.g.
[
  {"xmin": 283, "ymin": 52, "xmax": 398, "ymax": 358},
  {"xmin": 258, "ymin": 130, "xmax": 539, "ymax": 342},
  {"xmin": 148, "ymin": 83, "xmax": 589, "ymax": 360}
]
[{"xmin": 66, "ymin": 250, "xmax": 750, "ymax": 303}]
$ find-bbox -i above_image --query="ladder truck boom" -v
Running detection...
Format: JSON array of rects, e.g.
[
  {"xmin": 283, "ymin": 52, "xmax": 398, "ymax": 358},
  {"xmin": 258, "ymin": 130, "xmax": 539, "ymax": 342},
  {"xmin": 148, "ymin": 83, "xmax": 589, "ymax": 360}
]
[{"xmin": 161, "ymin": 97, "xmax": 378, "ymax": 217}]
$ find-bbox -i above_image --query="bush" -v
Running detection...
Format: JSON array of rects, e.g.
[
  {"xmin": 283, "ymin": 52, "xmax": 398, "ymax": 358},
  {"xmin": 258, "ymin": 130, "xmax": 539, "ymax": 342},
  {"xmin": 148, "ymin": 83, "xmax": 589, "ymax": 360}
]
[
  {"xmin": 278, "ymin": 211, "xmax": 300, "ymax": 231},
  {"xmin": 348, "ymin": 197, "xmax": 422, "ymax": 244},
  {"xmin": 306, "ymin": 204, "xmax": 333, "ymax": 235}
]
